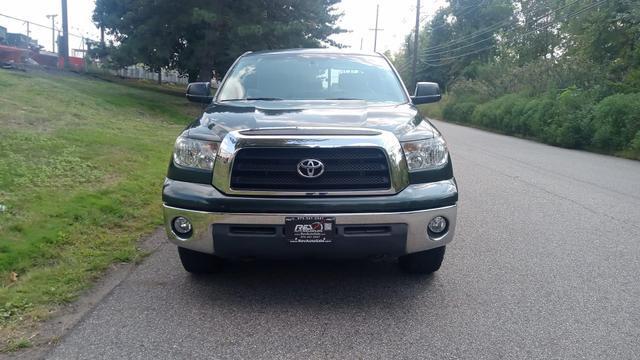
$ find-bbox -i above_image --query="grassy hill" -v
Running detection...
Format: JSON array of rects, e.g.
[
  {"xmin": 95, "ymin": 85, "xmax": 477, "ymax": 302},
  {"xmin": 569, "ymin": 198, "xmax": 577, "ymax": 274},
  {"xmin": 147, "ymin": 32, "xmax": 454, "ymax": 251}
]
[{"xmin": 0, "ymin": 70, "xmax": 197, "ymax": 350}]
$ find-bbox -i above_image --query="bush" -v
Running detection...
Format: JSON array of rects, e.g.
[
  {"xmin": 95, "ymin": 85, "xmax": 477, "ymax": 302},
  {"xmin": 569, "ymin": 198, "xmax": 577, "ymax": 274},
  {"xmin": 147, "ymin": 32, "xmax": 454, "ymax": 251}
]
[
  {"xmin": 591, "ymin": 93, "xmax": 640, "ymax": 151},
  {"xmin": 542, "ymin": 87, "xmax": 594, "ymax": 149},
  {"xmin": 521, "ymin": 97, "xmax": 555, "ymax": 138},
  {"xmin": 629, "ymin": 131, "xmax": 640, "ymax": 159},
  {"xmin": 442, "ymin": 102, "xmax": 477, "ymax": 123},
  {"xmin": 448, "ymin": 79, "xmax": 493, "ymax": 103},
  {"xmin": 439, "ymin": 76, "xmax": 640, "ymax": 159},
  {"xmin": 471, "ymin": 94, "xmax": 529, "ymax": 133}
]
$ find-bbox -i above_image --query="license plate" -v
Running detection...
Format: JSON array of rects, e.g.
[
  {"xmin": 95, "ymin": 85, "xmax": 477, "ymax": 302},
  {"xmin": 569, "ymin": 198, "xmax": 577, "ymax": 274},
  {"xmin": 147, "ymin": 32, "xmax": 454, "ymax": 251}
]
[{"xmin": 285, "ymin": 216, "xmax": 335, "ymax": 243}]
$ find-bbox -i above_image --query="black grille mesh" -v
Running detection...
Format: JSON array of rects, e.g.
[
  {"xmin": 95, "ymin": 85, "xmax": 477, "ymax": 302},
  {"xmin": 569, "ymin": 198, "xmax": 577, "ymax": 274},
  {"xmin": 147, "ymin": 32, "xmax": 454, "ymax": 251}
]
[{"xmin": 230, "ymin": 148, "xmax": 391, "ymax": 191}]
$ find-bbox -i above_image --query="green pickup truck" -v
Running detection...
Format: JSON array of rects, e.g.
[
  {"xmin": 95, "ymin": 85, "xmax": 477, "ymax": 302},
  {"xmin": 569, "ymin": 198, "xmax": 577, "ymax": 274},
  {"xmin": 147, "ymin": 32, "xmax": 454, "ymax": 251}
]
[{"xmin": 162, "ymin": 49, "xmax": 458, "ymax": 274}]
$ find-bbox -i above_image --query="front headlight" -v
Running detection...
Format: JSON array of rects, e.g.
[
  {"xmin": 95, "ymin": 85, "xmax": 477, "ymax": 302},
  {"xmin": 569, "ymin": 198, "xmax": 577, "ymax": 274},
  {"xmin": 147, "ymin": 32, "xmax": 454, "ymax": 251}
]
[
  {"xmin": 173, "ymin": 136, "xmax": 219, "ymax": 170},
  {"xmin": 401, "ymin": 136, "xmax": 448, "ymax": 171}
]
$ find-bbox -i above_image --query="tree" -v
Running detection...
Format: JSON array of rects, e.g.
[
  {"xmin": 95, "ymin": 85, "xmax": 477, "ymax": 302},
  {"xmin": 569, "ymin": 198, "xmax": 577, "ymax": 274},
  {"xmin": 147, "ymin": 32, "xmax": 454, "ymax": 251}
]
[
  {"xmin": 93, "ymin": 0, "xmax": 345, "ymax": 81},
  {"xmin": 396, "ymin": 0, "xmax": 514, "ymax": 89}
]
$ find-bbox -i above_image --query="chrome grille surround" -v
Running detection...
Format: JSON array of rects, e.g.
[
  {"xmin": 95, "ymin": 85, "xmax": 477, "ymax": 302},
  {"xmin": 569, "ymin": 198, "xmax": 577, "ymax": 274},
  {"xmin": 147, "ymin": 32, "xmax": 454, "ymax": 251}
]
[{"xmin": 212, "ymin": 127, "xmax": 410, "ymax": 196}]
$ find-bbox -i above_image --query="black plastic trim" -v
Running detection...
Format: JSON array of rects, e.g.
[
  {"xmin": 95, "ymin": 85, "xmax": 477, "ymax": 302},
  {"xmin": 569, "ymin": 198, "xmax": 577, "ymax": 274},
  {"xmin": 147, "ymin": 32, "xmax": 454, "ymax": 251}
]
[
  {"xmin": 409, "ymin": 159, "xmax": 454, "ymax": 184},
  {"xmin": 162, "ymin": 178, "xmax": 458, "ymax": 214},
  {"xmin": 212, "ymin": 223, "xmax": 408, "ymax": 258},
  {"xmin": 166, "ymin": 158, "xmax": 213, "ymax": 185}
]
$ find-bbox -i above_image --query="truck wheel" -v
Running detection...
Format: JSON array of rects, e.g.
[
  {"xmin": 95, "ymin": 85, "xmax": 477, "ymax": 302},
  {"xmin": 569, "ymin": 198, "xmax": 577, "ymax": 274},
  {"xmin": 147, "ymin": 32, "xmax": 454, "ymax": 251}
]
[
  {"xmin": 399, "ymin": 246, "xmax": 446, "ymax": 274},
  {"xmin": 178, "ymin": 247, "xmax": 223, "ymax": 274}
]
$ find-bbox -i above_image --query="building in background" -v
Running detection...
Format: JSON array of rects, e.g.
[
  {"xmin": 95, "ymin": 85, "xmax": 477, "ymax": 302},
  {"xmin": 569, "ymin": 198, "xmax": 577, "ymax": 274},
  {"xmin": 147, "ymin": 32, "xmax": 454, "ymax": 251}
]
[
  {"xmin": 0, "ymin": 26, "xmax": 7, "ymax": 45},
  {"xmin": 6, "ymin": 32, "xmax": 38, "ymax": 50}
]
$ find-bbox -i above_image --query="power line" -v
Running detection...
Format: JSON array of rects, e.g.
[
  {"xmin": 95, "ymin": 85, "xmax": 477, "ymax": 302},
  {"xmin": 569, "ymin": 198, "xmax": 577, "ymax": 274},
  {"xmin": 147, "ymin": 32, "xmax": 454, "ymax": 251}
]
[
  {"xmin": 0, "ymin": 12, "xmax": 97, "ymax": 41},
  {"xmin": 422, "ymin": 0, "xmax": 607, "ymax": 66},
  {"xmin": 420, "ymin": 0, "xmax": 585, "ymax": 54},
  {"xmin": 424, "ymin": 0, "xmax": 605, "ymax": 65},
  {"xmin": 421, "ymin": 0, "xmax": 487, "ymax": 30},
  {"xmin": 0, "ymin": 13, "xmax": 53, "ymax": 31},
  {"xmin": 424, "ymin": 0, "xmax": 583, "ymax": 55},
  {"xmin": 423, "ymin": 0, "xmax": 582, "ymax": 57}
]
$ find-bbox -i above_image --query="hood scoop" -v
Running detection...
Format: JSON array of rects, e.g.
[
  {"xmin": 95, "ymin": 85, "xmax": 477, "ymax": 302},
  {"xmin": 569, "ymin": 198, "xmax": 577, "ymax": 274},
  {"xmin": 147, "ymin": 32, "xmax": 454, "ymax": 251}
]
[{"xmin": 250, "ymin": 101, "xmax": 369, "ymax": 129}]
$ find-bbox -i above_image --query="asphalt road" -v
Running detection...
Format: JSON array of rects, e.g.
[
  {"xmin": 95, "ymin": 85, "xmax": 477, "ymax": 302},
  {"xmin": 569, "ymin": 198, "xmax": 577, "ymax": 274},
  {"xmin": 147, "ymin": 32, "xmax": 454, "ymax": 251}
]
[{"xmin": 46, "ymin": 120, "xmax": 640, "ymax": 359}]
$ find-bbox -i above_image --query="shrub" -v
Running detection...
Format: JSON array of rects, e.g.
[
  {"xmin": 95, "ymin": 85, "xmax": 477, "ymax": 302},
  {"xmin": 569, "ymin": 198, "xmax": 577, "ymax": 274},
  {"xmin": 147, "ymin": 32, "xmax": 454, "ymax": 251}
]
[
  {"xmin": 448, "ymin": 79, "xmax": 493, "ymax": 103},
  {"xmin": 629, "ymin": 131, "xmax": 640, "ymax": 159},
  {"xmin": 521, "ymin": 97, "xmax": 555, "ymax": 138},
  {"xmin": 442, "ymin": 102, "xmax": 477, "ymax": 123},
  {"xmin": 591, "ymin": 93, "xmax": 640, "ymax": 151},
  {"xmin": 541, "ymin": 87, "xmax": 594, "ymax": 149},
  {"xmin": 439, "ymin": 83, "xmax": 640, "ymax": 159}
]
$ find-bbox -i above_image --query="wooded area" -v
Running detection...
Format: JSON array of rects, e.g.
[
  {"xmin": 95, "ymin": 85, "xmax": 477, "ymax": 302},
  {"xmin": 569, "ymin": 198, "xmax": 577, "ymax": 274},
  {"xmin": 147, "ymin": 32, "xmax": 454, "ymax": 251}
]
[
  {"xmin": 393, "ymin": 0, "xmax": 639, "ymax": 159},
  {"xmin": 92, "ymin": 0, "xmax": 344, "ymax": 81}
]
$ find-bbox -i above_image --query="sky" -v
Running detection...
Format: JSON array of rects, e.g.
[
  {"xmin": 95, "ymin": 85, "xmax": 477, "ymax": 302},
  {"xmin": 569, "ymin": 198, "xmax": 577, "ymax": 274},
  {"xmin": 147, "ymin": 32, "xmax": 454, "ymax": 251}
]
[
  {"xmin": 1, "ymin": 0, "xmax": 446, "ymax": 55},
  {"xmin": 0, "ymin": 0, "xmax": 99, "ymax": 54},
  {"xmin": 330, "ymin": 0, "xmax": 447, "ymax": 53}
]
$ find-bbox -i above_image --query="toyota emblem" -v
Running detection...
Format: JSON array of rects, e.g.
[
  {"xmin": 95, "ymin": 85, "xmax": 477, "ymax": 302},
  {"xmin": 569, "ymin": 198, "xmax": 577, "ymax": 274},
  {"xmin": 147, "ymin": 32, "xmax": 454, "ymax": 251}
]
[{"xmin": 297, "ymin": 159, "xmax": 325, "ymax": 178}]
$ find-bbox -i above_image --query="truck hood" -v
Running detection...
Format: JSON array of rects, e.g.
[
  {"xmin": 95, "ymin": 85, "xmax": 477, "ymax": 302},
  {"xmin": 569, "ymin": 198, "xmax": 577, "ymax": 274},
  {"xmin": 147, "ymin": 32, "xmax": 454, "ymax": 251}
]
[{"xmin": 185, "ymin": 100, "xmax": 439, "ymax": 142}]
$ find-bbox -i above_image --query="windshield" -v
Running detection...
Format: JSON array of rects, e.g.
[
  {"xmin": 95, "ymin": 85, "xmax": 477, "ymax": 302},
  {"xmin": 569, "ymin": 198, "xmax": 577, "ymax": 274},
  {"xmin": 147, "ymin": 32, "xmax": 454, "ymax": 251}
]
[{"xmin": 217, "ymin": 53, "xmax": 408, "ymax": 104}]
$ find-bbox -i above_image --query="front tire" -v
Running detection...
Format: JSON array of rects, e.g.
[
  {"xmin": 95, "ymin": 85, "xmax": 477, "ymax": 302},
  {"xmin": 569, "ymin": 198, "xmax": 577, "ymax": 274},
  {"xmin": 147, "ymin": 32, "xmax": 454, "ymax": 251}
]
[
  {"xmin": 399, "ymin": 246, "xmax": 446, "ymax": 274},
  {"xmin": 178, "ymin": 247, "xmax": 223, "ymax": 274}
]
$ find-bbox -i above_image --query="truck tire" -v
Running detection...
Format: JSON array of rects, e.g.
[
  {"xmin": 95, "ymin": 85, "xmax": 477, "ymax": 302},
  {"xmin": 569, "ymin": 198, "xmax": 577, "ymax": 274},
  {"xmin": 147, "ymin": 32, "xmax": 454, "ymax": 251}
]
[
  {"xmin": 399, "ymin": 246, "xmax": 446, "ymax": 274},
  {"xmin": 178, "ymin": 247, "xmax": 223, "ymax": 274}
]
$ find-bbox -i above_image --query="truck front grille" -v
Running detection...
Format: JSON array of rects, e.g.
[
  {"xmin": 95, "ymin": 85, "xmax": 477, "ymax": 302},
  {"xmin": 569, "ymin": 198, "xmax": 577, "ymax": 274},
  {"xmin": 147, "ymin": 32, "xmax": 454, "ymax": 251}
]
[{"xmin": 230, "ymin": 148, "xmax": 391, "ymax": 192}]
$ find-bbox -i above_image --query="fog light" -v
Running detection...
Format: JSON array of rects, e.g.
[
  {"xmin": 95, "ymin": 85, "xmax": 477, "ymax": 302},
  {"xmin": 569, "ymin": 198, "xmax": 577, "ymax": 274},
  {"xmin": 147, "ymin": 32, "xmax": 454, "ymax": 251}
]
[
  {"xmin": 428, "ymin": 216, "xmax": 448, "ymax": 235},
  {"xmin": 172, "ymin": 216, "xmax": 192, "ymax": 236}
]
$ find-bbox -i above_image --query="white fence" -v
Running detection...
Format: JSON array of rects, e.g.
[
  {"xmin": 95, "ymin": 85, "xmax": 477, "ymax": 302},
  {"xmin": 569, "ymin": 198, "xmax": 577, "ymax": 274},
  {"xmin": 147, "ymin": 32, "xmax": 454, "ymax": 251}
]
[{"xmin": 111, "ymin": 65, "xmax": 189, "ymax": 85}]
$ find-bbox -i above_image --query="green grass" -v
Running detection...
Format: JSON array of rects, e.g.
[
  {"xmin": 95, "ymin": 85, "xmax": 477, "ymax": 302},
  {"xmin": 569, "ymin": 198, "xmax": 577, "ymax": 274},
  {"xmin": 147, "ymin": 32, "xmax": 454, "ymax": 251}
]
[
  {"xmin": 0, "ymin": 69, "xmax": 198, "ymax": 348},
  {"xmin": 3, "ymin": 338, "xmax": 32, "ymax": 352}
]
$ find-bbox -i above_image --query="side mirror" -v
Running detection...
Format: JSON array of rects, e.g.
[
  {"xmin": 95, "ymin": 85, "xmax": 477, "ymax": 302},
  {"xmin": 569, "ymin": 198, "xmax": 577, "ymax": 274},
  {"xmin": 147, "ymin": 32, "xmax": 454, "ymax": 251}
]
[
  {"xmin": 186, "ymin": 82, "xmax": 213, "ymax": 103},
  {"xmin": 411, "ymin": 82, "xmax": 442, "ymax": 105}
]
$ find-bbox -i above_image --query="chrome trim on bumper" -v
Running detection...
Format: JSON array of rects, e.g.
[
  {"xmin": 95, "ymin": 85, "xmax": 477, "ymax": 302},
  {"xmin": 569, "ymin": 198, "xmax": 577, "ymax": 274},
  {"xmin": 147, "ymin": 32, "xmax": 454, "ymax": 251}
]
[
  {"xmin": 211, "ymin": 127, "xmax": 410, "ymax": 196},
  {"xmin": 163, "ymin": 204, "xmax": 457, "ymax": 256}
]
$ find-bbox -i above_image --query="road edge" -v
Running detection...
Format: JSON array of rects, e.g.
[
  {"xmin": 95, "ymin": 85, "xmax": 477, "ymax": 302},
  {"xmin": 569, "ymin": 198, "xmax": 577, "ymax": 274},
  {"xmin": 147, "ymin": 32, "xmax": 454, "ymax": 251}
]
[{"xmin": 0, "ymin": 227, "xmax": 167, "ymax": 360}]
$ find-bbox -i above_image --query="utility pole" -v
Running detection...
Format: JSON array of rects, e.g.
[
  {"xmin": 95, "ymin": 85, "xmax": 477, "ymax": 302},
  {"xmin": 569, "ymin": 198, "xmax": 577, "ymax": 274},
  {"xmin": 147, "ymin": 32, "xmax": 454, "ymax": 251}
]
[
  {"xmin": 411, "ymin": 0, "xmax": 420, "ymax": 89},
  {"xmin": 25, "ymin": 21, "xmax": 30, "ymax": 38},
  {"xmin": 46, "ymin": 14, "xmax": 58, "ymax": 53},
  {"xmin": 369, "ymin": 4, "xmax": 384, "ymax": 52},
  {"xmin": 61, "ymin": 0, "xmax": 70, "ymax": 69},
  {"xmin": 360, "ymin": 37, "xmax": 363, "ymax": 51}
]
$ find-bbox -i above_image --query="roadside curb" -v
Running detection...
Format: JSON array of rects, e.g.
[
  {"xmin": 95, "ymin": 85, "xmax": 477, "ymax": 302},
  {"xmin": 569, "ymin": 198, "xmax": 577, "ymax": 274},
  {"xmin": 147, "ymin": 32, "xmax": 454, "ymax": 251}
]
[{"xmin": 1, "ymin": 228, "xmax": 166, "ymax": 360}]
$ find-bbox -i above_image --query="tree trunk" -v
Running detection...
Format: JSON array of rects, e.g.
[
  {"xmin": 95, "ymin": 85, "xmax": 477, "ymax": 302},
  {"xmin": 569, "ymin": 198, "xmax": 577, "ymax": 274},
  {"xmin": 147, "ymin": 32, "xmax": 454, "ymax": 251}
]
[
  {"xmin": 187, "ymin": 70, "xmax": 198, "ymax": 83},
  {"xmin": 157, "ymin": 71, "xmax": 162, "ymax": 85},
  {"xmin": 198, "ymin": 66, "xmax": 212, "ymax": 82}
]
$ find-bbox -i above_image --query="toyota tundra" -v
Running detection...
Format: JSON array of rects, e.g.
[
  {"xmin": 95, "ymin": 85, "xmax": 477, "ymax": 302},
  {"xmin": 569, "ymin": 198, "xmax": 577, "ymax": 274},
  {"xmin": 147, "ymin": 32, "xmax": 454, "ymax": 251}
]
[{"xmin": 163, "ymin": 49, "xmax": 458, "ymax": 274}]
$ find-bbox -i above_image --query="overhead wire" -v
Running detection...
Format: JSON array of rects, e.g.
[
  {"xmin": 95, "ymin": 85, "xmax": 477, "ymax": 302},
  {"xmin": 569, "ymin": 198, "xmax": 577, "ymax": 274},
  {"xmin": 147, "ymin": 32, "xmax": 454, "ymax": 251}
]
[
  {"xmin": 423, "ymin": 0, "xmax": 585, "ymax": 57},
  {"xmin": 420, "ymin": 0, "xmax": 585, "ymax": 54},
  {"xmin": 420, "ymin": 0, "xmax": 487, "ymax": 29},
  {"xmin": 421, "ymin": 0, "xmax": 607, "ymax": 67}
]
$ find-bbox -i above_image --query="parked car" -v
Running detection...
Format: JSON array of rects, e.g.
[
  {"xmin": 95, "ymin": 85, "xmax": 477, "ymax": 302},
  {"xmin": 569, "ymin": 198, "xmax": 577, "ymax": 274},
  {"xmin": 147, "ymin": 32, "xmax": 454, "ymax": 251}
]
[{"xmin": 163, "ymin": 49, "xmax": 457, "ymax": 274}]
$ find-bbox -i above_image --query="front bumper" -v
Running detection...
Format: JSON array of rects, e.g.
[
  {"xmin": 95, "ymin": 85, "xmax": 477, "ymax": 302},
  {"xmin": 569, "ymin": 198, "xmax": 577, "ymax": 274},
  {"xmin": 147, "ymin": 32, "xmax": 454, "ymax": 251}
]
[{"xmin": 163, "ymin": 204, "xmax": 457, "ymax": 258}]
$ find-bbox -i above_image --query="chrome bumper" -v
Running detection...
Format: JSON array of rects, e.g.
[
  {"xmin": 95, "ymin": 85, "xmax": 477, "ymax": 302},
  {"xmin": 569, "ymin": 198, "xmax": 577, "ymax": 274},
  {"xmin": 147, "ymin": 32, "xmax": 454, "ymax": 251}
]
[{"xmin": 163, "ymin": 204, "xmax": 457, "ymax": 256}]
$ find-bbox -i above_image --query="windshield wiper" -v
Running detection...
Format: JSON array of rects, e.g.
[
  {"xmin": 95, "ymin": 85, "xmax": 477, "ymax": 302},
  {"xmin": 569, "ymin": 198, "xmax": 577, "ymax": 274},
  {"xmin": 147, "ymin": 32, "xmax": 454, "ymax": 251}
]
[{"xmin": 221, "ymin": 97, "xmax": 284, "ymax": 102}]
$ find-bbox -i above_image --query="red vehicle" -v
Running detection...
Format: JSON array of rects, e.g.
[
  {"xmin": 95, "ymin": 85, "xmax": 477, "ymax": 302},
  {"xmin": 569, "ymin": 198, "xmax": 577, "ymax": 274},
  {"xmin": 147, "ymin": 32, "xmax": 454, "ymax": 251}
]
[{"xmin": 0, "ymin": 44, "xmax": 29, "ymax": 65}]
